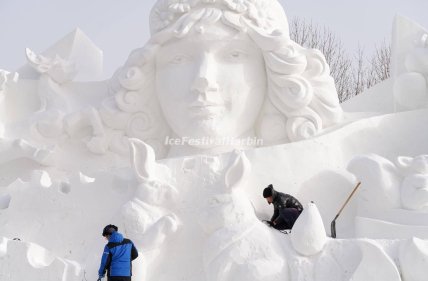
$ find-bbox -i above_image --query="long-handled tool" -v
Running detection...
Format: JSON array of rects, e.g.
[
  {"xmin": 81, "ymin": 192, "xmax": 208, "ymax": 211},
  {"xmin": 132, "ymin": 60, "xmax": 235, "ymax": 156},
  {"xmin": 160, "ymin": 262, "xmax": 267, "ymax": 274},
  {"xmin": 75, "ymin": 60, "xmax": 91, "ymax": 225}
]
[{"xmin": 330, "ymin": 181, "xmax": 361, "ymax": 238}]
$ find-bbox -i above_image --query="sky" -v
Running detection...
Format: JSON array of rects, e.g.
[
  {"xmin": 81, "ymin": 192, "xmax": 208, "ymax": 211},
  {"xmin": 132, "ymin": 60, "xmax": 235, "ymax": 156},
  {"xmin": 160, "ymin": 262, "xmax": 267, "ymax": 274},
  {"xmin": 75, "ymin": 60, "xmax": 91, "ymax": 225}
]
[{"xmin": 1, "ymin": 0, "xmax": 428, "ymax": 78}]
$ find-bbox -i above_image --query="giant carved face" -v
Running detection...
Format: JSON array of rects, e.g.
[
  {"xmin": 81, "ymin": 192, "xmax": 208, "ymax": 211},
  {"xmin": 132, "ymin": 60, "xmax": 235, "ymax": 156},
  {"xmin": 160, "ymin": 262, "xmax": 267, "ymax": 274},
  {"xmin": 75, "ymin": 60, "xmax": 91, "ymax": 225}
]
[{"xmin": 155, "ymin": 21, "xmax": 266, "ymax": 144}]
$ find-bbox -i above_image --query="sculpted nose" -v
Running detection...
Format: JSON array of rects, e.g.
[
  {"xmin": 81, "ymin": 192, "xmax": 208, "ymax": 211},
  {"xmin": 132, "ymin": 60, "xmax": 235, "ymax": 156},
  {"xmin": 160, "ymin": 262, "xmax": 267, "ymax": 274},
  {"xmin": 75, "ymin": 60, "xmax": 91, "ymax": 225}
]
[
  {"xmin": 191, "ymin": 54, "xmax": 219, "ymax": 94},
  {"xmin": 192, "ymin": 78, "xmax": 219, "ymax": 94}
]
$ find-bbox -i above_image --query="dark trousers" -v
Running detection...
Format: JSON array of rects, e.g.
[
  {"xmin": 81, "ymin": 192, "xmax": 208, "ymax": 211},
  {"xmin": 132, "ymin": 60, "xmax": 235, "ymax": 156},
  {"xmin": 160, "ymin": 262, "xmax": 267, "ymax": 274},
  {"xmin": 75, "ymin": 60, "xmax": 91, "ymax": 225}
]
[
  {"xmin": 108, "ymin": 277, "xmax": 131, "ymax": 281},
  {"xmin": 274, "ymin": 208, "xmax": 300, "ymax": 230}
]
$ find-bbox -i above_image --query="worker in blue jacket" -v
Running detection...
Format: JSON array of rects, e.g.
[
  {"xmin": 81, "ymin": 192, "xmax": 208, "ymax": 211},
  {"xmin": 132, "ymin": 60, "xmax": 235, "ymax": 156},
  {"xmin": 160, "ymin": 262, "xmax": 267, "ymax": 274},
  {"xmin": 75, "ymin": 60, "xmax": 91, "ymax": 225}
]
[{"xmin": 98, "ymin": 224, "xmax": 139, "ymax": 281}]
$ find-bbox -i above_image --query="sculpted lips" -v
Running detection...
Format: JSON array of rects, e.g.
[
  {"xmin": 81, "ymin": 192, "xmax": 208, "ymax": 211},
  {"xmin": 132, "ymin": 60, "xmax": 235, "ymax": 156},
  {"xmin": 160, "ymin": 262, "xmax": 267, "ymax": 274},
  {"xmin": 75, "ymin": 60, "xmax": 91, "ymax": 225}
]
[{"xmin": 188, "ymin": 101, "xmax": 225, "ymax": 117}]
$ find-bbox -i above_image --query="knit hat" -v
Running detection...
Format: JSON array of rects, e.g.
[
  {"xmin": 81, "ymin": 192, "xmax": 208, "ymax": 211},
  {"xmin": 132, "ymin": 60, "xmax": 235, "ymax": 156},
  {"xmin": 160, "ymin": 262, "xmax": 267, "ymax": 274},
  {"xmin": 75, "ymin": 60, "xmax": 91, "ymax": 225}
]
[
  {"xmin": 263, "ymin": 184, "xmax": 274, "ymax": 198},
  {"xmin": 102, "ymin": 224, "xmax": 118, "ymax": 237}
]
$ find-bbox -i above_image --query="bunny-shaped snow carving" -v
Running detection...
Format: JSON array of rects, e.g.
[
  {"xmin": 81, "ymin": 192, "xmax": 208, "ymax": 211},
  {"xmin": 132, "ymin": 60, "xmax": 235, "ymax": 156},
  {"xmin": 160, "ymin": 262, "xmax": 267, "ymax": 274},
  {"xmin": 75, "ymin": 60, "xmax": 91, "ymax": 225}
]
[
  {"xmin": 199, "ymin": 152, "xmax": 289, "ymax": 281},
  {"xmin": 120, "ymin": 138, "xmax": 180, "ymax": 280}
]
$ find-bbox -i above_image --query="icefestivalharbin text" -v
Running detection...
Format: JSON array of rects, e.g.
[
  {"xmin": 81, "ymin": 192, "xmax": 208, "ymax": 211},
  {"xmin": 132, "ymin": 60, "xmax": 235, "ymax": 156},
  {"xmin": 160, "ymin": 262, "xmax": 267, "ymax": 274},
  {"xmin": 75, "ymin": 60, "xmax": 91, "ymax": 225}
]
[{"xmin": 164, "ymin": 136, "xmax": 264, "ymax": 147}]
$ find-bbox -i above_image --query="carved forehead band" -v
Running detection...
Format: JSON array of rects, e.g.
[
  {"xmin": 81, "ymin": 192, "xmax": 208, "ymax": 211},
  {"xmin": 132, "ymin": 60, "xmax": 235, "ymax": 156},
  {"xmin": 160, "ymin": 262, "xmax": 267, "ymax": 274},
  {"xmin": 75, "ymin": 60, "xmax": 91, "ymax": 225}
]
[{"xmin": 149, "ymin": 0, "xmax": 289, "ymax": 38}]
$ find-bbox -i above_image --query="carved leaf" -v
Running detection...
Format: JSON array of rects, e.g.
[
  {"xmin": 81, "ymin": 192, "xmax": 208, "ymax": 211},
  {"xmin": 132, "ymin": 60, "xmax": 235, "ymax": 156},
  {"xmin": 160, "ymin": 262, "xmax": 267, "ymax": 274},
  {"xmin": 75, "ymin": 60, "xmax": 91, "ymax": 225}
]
[
  {"xmin": 129, "ymin": 138, "xmax": 156, "ymax": 182},
  {"xmin": 224, "ymin": 152, "xmax": 251, "ymax": 190}
]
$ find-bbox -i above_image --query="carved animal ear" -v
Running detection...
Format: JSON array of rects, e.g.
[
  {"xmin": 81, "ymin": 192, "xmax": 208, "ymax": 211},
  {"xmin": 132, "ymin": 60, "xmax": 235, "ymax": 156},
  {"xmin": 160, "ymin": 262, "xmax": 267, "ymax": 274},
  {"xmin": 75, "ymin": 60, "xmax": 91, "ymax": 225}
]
[
  {"xmin": 396, "ymin": 156, "xmax": 414, "ymax": 170},
  {"xmin": 129, "ymin": 138, "xmax": 156, "ymax": 182},
  {"xmin": 225, "ymin": 152, "xmax": 251, "ymax": 190}
]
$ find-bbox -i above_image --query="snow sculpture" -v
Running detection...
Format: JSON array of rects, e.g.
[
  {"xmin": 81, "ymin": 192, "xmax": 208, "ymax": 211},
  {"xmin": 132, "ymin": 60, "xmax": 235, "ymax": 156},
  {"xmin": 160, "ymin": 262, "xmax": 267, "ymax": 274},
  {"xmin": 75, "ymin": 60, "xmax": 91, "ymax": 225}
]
[
  {"xmin": 290, "ymin": 202, "xmax": 327, "ymax": 256},
  {"xmin": 1, "ymin": 0, "xmax": 345, "ymax": 160},
  {"xmin": 0, "ymin": 69, "xmax": 18, "ymax": 102},
  {"xmin": 347, "ymin": 154, "xmax": 402, "ymax": 213},
  {"xmin": 0, "ymin": 70, "xmax": 9, "ymax": 97},
  {"xmin": 0, "ymin": 139, "xmax": 52, "ymax": 166},
  {"xmin": 103, "ymin": 0, "xmax": 343, "ymax": 158},
  {"xmin": 289, "ymin": 237, "xmax": 408, "ymax": 281},
  {"xmin": 0, "ymin": 68, "xmax": 54, "ymax": 166},
  {"xmin": 26, "ymin": 48, "xmax": 77, "ymax": 138},
  {"xmin": 25, "ymin": 48, "xmax": 109, "ymax": 153},
  {"xmin": 348, "ymin": 153, "xmax": 428, "ymax": 212},
  {"xmin": 349, "ymin": 240, "xmax": 401, "ymax": 281},
  {"xmin": 0, "ymin": 166, "xmax": 139, "ymax": 270},
  {"xmin": 0, "ymin": 237, "xmax": 82, "ymax": 281},
  {"xmin": 314, "ymin": 244, "xmax": 358, "ymax": 281},
  {"xmin": 26, "ymin": 48, "xmax": 78, "ymax": 85},
  {"xmin": 17, "ymin": 29, "xmax": 103, "ymax": 81},
  {"xmin": 393, "ymin": 16, "xmax": 428, "ymax": 111},
  {"xmin": 396, "ymin": 155, "xmax": 428, "ymax": 210},
  {"xmin": 0, "ymin": 69, "xmax": 18, "ymax": 136},
  {"xmin": 120, "ymin": 138, "xmax": 179, "ymax": 280},
  {"xmin": 399, "ymin": 237, "xmax": 428, "ymax": 281},
  {"xmin": 348, "ymin": 153, "xmax": 428, "ymax": 238},
  {"xmin": 2, "ymin": 1, "xmax": 428, "ymax": 281},
  {"xmin": 200, "ymin": 152, "xmax": 289, "ymax": 281}
]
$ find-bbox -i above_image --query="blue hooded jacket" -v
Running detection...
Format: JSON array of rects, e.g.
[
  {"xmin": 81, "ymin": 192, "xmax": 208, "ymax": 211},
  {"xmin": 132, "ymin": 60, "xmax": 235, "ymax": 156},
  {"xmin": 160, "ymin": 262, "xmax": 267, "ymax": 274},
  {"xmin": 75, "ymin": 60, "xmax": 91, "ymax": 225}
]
[{"xmin": 98, "ymin": 231, "xmax": 139, "ymax": 277}]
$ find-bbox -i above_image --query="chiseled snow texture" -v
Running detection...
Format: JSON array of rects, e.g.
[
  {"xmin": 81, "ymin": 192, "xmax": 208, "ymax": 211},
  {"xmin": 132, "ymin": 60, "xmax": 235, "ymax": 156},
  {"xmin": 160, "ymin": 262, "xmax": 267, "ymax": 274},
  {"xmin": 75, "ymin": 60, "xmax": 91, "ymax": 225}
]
[
  {"xmin": 291, "ymin": 202, "xmax": 327, "ymax": 256},
  {"xmin": 1, "ymin": 6, "xmax": 428, "ymax": 281},
  {"xmin": 17, "ymin": 28, "xmax": 103, "ymax": 81},
  {"xmin": 355, "ymin": 216, "xmax": 428, "ymax": 239},
  {"xmin": 349, "ymin": 240, "xmax": 401, "ymax": 281},
  {"xmin": 347, "ymin": 153, "xmax": 428, "ymax": 239},
  {"xmin": 399, "ymin": 237, "xmax": 428, "ymax": 281},
  {"xmin": 392, "ymin": 16, "xmax": 428, "ymax": 112},
  {"xmin": 397, "ymin": 155, "xmax": 428, "ymax": 211},
  {"xmin": 0, "ymin": 108, "xmax": 428, "ymax": 280},
  {"xmin": 201, "ymin": 153, "xmax": 289, "ymax": 281},
  {"xmin": 0, "ymin": 237, "xmax": 82, "ymax": 280}
]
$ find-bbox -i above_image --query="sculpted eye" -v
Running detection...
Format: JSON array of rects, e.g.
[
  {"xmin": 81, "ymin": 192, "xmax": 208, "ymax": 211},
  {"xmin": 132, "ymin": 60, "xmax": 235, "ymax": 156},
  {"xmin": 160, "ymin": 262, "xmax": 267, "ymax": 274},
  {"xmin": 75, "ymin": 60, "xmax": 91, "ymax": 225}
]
[
  {"xmin": 230, "ymin": 51, "xmax": 241, "ymax": 58},
  {"xmin": 225, "ymin": 50, "xmax": 248, "ymax": 62},
  {"xmin": 208, "ymin": 197, "xmax": 220, "ymax": 207},
  {"xmin": 170, "ymin": 54, "xmax": 189, "ymax": 64}
]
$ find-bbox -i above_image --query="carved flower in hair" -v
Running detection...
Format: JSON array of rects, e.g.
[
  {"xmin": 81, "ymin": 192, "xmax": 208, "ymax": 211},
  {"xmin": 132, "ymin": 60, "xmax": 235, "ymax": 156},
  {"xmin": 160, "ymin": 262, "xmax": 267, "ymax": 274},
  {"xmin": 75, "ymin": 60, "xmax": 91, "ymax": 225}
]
[
  {"xmin": 150, "ymin": 0, "xmax": 288, "ymax": 35},
  {"xmin": 150, "ymin": 0, "xmax": 178, "ymax": 32},
  {"xmin": 222, "ymin": 0, "xmax": 284, "ymax": 34},
  {"xmin": 151, "ymin": 0, "xmax": 244, "ymax": 32},
  {"xmin": 223, "ymin": 0, "xmax": 249, "ymax": 13},
  {"xmin": 169, "ymin": 0, "xmax": 192, "ymax": 13},
  {"xmin": 168, "ymin": 0, "xmax": 222, "ymax": 14},
  {"xmin": 245, "ymin": 0, "xmax": 281, "ymax": 33}
]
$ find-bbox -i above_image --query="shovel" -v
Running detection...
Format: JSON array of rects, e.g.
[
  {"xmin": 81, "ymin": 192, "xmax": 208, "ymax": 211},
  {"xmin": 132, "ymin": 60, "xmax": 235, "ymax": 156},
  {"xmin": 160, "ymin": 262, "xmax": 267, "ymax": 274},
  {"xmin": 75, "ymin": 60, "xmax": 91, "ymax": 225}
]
[{"xmin": 331, "ymin": 181, "xmax": 361, "ymax": 238}]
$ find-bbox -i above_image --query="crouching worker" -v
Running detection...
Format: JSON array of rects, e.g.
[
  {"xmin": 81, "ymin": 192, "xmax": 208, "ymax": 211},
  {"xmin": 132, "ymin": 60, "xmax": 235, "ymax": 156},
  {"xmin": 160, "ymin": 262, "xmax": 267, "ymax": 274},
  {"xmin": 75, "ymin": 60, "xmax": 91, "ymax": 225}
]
[
  {"xmin": 98, "ymin": 224, "xmax": 139, "ymax": 281},
  {"xmin": 263, "ymin": 184, "xmax": 303, "ymax": 230}
]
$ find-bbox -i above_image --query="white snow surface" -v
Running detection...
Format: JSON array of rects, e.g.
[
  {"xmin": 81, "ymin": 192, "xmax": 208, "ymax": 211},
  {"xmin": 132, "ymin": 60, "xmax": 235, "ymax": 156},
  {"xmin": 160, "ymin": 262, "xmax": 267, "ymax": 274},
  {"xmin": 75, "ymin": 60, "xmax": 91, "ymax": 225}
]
[{"xmin": 1, "ymin": 1, "xmax": 428, "ymax": 281}]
